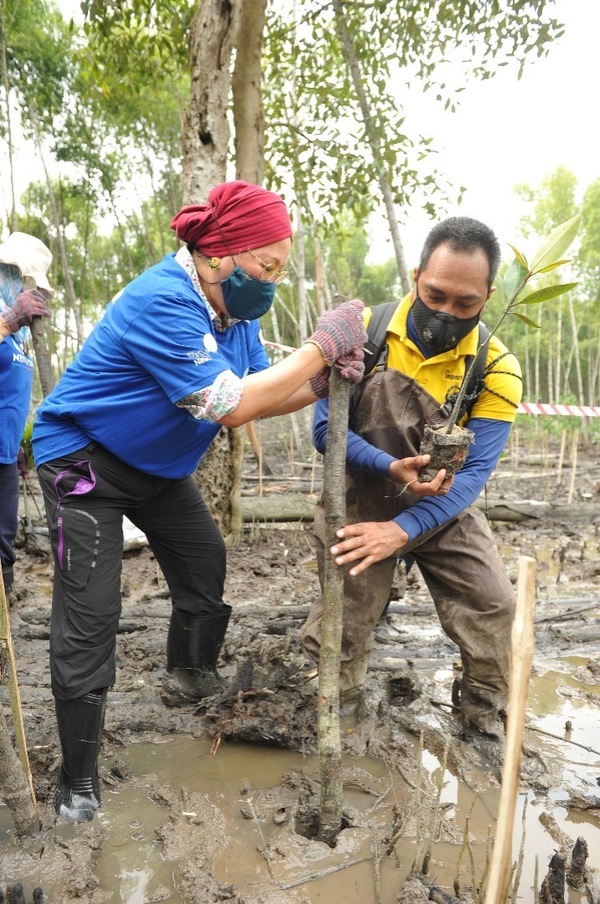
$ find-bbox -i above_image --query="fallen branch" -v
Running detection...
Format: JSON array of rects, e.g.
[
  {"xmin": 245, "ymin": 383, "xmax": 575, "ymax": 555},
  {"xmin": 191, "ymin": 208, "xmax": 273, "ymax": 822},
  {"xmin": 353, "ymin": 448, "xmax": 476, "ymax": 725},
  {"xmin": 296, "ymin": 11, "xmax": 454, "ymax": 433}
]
[
  {"xmin": 278, "ymin": 856, "xmax": 371, "ymax": 889},
  {"xmin": 525, "ymin": 722, "xmax": 600, "ymax": 757}
]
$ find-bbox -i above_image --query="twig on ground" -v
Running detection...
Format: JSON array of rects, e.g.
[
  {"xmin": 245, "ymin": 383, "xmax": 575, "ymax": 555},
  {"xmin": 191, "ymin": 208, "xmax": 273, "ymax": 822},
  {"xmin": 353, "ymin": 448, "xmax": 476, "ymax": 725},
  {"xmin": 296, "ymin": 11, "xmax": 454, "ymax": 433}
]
[
  {"xmin": 246, "ymin": 797, "xmax": 274, "ymax": 880},
  {"xmin": 278, "ymin": 857, "xmax": 372, "ymax": 889}
]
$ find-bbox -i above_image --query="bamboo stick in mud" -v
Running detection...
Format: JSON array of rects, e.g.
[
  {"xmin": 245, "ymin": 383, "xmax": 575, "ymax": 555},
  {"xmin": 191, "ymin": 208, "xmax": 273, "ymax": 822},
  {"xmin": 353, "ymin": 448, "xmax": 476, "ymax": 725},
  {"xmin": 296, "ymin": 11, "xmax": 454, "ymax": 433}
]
[
  {"xmin": 484, "ymin": 556, "xmax": 536, "ymax": 904},
  {"xmin": 567, "ymin": 429, "xmax": 579, "ymax": 505}
]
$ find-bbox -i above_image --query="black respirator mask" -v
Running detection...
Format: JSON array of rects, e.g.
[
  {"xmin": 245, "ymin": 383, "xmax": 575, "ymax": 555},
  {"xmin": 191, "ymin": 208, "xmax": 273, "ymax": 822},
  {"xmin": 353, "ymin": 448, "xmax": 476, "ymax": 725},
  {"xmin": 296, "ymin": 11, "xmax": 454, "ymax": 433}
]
[{"xmin": 411, "ymin": 295, "xmax": 480, "ymax": 354}]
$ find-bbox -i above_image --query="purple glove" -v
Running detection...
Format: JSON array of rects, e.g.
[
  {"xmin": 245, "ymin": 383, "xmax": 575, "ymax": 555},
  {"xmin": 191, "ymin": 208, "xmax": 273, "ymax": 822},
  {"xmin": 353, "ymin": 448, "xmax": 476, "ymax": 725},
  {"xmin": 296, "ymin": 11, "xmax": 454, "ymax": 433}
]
[
  {"xmin": 307, "ymin": 299, "xmax": 367, "ymax": 366},
  {"xmin": 1, "ymin": 289, "xmax": 50, "ymax": 333}
]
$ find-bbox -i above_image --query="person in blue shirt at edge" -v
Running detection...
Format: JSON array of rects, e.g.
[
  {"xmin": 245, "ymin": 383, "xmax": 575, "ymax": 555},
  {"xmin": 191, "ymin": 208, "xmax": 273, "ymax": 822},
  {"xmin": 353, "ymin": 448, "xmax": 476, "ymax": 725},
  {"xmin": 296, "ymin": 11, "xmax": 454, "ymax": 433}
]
[
  {"xmin": 0, "ymin": 233, "xmax": 52, "ymax": 599},
  {"xmin": 31, "ymin": 180, "xmax": 453, "ymax": 824},
  {"xmin": 300, "ymin": 216, "xmax": 523, "ymax": 757}
]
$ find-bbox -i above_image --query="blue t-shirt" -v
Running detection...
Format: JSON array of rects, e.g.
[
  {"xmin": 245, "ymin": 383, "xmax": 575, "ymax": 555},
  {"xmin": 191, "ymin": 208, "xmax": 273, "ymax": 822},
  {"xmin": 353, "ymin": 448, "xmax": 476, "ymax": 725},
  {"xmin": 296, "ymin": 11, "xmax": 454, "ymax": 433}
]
[
  {"xmin": 0, "ymin": 334, "xmax": 35, "ymax": 463},
  {"xmin": 32, "ymin": 253, "xmax": 270, "ymax": 478},
  {"xmin": 0, "ymin": 265, "xmax": 34, "ymax": 463}
]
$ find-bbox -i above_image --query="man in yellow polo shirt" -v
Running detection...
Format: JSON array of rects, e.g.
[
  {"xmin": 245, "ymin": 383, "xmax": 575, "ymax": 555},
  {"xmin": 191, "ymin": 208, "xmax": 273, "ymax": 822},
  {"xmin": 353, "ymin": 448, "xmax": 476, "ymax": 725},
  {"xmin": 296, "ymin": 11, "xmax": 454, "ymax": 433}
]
[{"xmin": 301, "ymin": 216, "xmax": 522, "ymax": 750}]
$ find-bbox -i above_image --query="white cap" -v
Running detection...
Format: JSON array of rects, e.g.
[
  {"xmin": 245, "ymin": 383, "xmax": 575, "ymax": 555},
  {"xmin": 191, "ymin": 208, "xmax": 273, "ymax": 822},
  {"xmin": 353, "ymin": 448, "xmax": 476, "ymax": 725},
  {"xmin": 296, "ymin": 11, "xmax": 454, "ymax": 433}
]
[{"xmin": 0, "ymin": 232, "xmax": 55, "ymax": 295}]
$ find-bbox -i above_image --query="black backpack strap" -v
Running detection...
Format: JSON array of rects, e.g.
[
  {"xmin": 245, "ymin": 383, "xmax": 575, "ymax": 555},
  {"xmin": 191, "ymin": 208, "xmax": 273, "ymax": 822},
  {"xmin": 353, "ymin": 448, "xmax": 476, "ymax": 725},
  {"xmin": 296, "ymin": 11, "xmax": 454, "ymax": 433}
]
[
  {"xmin": 362, "ymin": 300, "xmax": 399, "ymax": 377},
  {"xmin": 361, "ymin": 307, "xmax": 489, "ymax": 420}
]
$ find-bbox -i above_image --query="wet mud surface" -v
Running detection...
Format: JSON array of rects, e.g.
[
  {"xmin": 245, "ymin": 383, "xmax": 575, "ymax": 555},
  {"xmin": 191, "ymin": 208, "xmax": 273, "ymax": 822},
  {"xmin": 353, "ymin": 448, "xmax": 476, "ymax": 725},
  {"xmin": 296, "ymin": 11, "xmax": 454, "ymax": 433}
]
[{"xmin": 2, "ymin": 435, "xmax": 600, "ymax": 902}]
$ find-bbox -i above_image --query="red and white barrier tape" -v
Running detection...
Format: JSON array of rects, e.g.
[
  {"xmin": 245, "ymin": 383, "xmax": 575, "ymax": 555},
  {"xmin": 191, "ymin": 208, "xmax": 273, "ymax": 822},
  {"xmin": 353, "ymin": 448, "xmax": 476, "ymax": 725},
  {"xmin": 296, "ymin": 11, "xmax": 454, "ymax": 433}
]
[
  {"xmin": 264, "ymin": 340, "xmax": 298, "ymax": 354},
  {"xmin": 264, "ymin": 343, "xmax": 599, "ymax": 417},
  {"xmin": 517, "ymin": 402, "xmax": 600, "ymax": 418}
]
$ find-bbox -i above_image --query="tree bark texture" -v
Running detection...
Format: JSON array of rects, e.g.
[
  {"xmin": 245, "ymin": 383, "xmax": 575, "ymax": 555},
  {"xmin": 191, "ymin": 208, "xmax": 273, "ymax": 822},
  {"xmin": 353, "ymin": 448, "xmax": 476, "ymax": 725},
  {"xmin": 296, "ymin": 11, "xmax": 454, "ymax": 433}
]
[
  {"xmin": 540, "ymin": 850, "xmax": 566, "ymax": 904},
  {"xmin": 0, "ymin": 702, "xmax": 39, "ymax": 837},
  {"xmin": 331, "ymin": 0, "xmax": 410, "ymax": 295},
  {"xmin": 30, "ymin": 317, "xmax": 55, "ymax": 398},
  {"xmin": 232, "ymin": 0, "xmax": 267, "ymax": 185},
  {"xmin": 567, "ymin": 836, "xmax": 588, "ymax": 889},
  {"xmin": 194, "ymin": 425, "xmax": 245, "ymax": 542},
  {"xmin": 317, "ymin": 365, "xmax": 350, "ymax": 846},
  {"xmin": 0, "ymin": 574, "xmax": 39, "ymax": 836},
  {"xmin": 183, "ymin": 0, "xmax": 246, "ymax": 534},
  {"xmin": 182, "ymin": 0, "xmax": 241, "ymax": 203}
]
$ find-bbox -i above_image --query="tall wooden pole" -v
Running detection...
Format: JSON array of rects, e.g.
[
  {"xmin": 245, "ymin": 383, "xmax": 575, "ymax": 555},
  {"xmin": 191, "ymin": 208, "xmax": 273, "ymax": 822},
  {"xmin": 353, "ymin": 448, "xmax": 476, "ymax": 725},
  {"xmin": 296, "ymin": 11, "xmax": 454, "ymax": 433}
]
[
  {"xmin": 484, "ymin": 556, "xmax": 536, "ymax": 903},
  {"xmin": 317, "ymin": 299, "xmax": 352, "ymax": 844}
]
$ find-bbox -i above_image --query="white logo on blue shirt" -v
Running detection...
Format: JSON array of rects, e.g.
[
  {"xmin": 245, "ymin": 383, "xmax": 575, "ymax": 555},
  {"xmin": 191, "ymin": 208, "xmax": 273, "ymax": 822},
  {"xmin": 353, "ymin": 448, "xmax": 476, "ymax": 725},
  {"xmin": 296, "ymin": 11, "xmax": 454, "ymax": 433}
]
[{"xmin": 187, "ymin": 349, "xmax": 212, "ymax": 366}]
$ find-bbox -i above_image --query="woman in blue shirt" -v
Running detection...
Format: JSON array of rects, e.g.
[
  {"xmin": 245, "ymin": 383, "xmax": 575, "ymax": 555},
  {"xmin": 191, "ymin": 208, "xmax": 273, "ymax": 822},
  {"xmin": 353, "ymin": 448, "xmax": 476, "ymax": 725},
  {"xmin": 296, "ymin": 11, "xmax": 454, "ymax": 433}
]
[{"xmin": 32, "ymin": 180, "xmax": 374, "ymax": 824}]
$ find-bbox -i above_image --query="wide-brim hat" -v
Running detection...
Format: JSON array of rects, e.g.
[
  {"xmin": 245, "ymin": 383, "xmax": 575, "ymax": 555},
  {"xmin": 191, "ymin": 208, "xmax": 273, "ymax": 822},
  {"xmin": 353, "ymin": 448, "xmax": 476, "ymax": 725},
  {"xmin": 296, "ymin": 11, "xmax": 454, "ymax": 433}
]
[{"xmin": 0, "ymin": 232, "xmax": 55, "ymax": 295}]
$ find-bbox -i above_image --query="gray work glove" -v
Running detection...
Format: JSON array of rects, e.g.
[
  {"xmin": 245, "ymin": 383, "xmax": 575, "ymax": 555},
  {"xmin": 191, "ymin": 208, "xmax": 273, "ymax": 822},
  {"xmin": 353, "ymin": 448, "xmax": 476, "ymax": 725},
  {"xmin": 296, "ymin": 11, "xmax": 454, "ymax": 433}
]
[
  {"xmin": 309, "ymin": 345, "xmax": 366, "ymax": 398},
  {"xmin": 1, "ymin": 289, "xmax": 50, "ymax": 332}
]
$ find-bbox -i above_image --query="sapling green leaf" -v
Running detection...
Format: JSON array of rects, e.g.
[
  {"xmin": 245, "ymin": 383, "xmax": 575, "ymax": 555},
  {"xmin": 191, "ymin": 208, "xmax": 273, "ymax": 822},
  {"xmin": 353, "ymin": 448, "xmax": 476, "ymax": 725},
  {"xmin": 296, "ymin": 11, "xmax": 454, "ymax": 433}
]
[
  {"xmin": 529, "ymin": 213, "xmax": 580, "ymax": 273},
  {"xmin": 536, "ymin": 259, "xmax": 571, "ymax": 274},
  {"xmin": 500, "ymin": 257, "xmax": 529, "ymax": 301},
  {"xmin": 507, "ymin": 244, "xmax": 528, "ymax": 268},
  {"xmin": 442, "ymin": 213, "xmax": 581, "ymax": 434},
  {"xmin": 516, "ymin": 282, "xmax": 578, "ymax": 305},
  {"xmin": 513, "ymin": 312, "xmax": 541, "ymax": 329}
]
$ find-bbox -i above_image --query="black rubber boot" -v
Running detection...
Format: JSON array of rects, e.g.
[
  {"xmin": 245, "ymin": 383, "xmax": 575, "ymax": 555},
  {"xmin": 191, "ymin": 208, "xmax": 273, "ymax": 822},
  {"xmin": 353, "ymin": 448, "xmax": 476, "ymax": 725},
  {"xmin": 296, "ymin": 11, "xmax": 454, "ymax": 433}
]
[
  {"xmin": 2, "ymin": 564, "xmax": 14, "ymax": 595},
  {"xmin": 54, "ymin": 688, "xmax": 107, "ymax": 822},
  {"xmin": 161, "ymin": 606, "xmax": 231, "ymax": 706}
]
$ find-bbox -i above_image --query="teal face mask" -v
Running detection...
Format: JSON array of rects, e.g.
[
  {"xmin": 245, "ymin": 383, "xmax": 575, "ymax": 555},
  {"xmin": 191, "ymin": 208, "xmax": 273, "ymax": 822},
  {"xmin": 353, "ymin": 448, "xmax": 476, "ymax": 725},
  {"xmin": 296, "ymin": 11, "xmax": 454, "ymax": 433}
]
[{"xmin": 220, "ymin": 266, "xmax": 276, "ymax": 320}]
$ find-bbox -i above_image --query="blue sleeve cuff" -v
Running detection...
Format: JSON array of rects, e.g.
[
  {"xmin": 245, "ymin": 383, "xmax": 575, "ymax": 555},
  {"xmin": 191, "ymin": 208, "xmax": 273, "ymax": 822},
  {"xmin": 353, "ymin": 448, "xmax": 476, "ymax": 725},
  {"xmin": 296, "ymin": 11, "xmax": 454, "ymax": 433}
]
[
  {"xmin": 373, "ymin": 450, "xmax": 396, "ymax": 476},
  {"xmin": 393, "ymin": 510, "xmax": 422, "ymax": 542}
]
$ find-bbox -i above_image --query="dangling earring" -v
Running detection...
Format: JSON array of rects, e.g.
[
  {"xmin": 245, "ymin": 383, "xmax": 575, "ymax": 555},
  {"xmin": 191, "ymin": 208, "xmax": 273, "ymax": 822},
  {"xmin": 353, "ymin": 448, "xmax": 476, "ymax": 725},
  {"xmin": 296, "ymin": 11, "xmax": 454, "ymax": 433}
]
[{"xmin": 207, "ymin": 257, "xmax": 221, "ymax": 270}]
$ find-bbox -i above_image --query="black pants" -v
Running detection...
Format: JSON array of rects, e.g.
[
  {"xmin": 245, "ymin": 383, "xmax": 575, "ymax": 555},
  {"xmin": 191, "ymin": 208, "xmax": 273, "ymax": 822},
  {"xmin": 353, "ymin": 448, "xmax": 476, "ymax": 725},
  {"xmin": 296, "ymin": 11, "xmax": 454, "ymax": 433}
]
[
  {"xmin": 0, "ymin": 460, "xmax": 19, "ymax": 576},
  {"xmin": 38, "ymin": 444, "xmax": 226, "ymax": 701}
]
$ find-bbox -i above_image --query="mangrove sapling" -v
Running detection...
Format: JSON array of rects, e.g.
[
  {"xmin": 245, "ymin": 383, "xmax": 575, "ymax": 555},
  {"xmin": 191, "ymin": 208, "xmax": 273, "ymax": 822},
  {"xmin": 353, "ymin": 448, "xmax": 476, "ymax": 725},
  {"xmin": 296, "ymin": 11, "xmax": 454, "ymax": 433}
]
[{"xmin": 419, "ymin": 214, "xmax": 580, "ymax": 482}]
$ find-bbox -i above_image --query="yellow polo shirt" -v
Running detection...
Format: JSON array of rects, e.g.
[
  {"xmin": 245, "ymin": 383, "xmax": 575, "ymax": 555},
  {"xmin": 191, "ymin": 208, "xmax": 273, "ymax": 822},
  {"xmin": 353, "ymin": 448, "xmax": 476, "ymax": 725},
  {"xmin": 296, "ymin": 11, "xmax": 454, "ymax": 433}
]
[{"xmin": 365, "ymin": 296, "xmax": 522, "ymax": 423}]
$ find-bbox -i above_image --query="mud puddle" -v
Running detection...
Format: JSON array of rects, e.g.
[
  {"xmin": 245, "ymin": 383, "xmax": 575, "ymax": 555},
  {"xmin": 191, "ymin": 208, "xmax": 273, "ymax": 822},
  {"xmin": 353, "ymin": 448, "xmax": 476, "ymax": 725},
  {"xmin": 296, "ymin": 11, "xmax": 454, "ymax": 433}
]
[
  {"xmin": 3, "ymin": 442, "xmax": 600, "ymax": 902},
  {"xmin": 3, "ymin": 667, "xmax": 599, "ymax": 904}
]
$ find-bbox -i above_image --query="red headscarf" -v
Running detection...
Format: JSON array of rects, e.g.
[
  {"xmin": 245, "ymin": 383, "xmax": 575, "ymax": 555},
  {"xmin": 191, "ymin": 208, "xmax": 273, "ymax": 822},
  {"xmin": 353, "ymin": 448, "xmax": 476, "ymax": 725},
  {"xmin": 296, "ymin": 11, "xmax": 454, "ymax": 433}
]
[{"xmin": 170, "ymin": 181, "xmax": 293, "ymax": 256}]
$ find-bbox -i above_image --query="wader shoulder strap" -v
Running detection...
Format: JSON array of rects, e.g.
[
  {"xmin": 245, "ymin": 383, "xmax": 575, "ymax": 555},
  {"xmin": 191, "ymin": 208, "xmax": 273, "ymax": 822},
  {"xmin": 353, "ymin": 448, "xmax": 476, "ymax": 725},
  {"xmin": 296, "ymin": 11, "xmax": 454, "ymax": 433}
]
[{"xmin": 362, "ymin": 301, "xmax": 399, "ymax": 376}]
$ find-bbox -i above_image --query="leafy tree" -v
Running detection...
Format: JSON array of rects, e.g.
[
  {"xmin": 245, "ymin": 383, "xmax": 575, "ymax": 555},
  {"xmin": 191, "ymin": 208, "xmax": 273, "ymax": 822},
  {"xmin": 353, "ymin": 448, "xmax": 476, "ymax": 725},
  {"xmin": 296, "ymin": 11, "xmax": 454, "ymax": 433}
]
[{"xmin": 263, "ymin": 0, "xmax": 563, "ymax": 275}]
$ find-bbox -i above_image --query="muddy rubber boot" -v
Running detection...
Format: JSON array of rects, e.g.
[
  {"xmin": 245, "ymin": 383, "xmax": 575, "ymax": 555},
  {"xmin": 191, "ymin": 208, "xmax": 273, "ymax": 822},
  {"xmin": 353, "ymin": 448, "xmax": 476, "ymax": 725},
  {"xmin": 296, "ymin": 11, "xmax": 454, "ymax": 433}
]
[
  {"xmin": 54, "ymin": 689, "xmax": 107, "ymax": 822},
  {"xmin": 161, "ymin": 606, "xmax": 231, "ymax": 707},
  {"xmin": 2, "ymin": 564, "xmax": 14, "ymax": 596},
  {"xmin": 339, "ymin": 652, "xmax": 370, "ymax": 713}
]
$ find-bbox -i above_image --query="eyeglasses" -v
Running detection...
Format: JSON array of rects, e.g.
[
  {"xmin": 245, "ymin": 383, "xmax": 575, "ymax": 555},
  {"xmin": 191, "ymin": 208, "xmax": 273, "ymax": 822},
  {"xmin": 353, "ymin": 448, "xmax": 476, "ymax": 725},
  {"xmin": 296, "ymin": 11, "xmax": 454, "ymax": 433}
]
[{"xmin": 246, "ymin": 249, "xmax": 289, "ymax": 284}]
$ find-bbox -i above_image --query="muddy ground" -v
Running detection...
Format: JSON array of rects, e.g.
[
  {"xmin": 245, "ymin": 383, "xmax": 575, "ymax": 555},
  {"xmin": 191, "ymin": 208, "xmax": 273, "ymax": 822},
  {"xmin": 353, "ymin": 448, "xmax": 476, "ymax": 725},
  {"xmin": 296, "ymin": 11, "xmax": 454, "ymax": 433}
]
[{"xmin": 2, "ymin": 425, "xmax": 600, "ymax": 902}]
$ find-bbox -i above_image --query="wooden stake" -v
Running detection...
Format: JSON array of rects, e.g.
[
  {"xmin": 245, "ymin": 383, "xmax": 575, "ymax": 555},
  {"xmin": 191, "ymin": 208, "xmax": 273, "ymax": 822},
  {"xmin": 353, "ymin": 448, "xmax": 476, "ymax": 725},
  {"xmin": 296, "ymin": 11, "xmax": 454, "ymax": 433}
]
[
  {"xmin": 567, "ymin": 429, "xmax": 579, "ymax": 505},
  {"xmin": 542, "ymin": 431, "xmax": 550, "ymax": 501},
  {"xmin": 484, "ymin": 556, "xmax": 536, "ymax": 904},
  {"xmin": 317, "ymin": 363, "xmax": 349, "ymax": 845},
  {"xmin": 511, "ymin": 427, "xmax": 520, "ymax": 472},
  {"xmin": 556, "ymin": 429, "xmax": 566, "ymax": 487}
]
